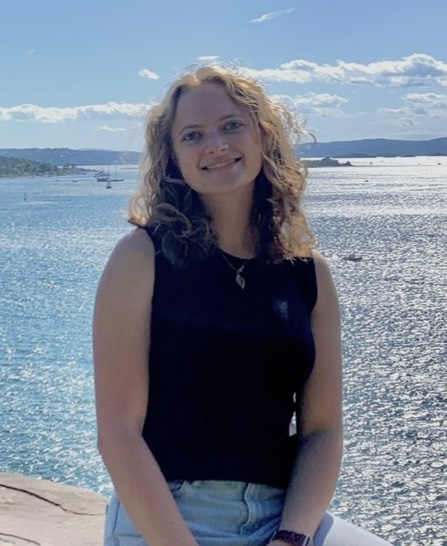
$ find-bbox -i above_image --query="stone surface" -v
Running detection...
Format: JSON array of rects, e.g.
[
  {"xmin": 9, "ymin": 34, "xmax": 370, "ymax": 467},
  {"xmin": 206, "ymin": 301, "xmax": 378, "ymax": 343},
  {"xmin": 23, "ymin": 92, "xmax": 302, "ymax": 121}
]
[{"xmin": 0, "ymin": 473, "xmax": 107, "ymax": 546}]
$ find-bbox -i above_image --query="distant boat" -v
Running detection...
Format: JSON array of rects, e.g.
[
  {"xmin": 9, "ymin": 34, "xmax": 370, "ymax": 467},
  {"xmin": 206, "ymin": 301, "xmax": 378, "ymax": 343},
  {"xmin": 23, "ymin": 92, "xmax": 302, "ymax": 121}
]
[
  {"xmin": 106, "ymin": 179, "xmax": 112, "ymax": 189},
  {"xmin": 95, "ymin": 167, "xmax": 123, "ymax": 183},
  {"xmin": 342, "ymin": 254, "xmax": 363, "ymax": 262},
  {"xmin": 95, "ymin": 170, "xmax": 110, "ymax": 182}
]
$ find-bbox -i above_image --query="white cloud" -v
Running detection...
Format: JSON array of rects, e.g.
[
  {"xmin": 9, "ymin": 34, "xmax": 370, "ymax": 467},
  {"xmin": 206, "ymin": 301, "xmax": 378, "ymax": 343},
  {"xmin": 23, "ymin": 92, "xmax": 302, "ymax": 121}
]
[
  {"xmin": 242, "ymin": 54, "xmax": 447, "ymax": 88},
  {"xmin": 197, "ymin": 55, "xmax": 220, "ymax": 62},
  {"xmin": 274, "ymin": 92, "xmax": 348, "ymax": 118},
  {"xmin": 27, "ymin": 49, "xmax": 35, "ymax": 56},
  {"xmin": 378, "ymin": 92, "xmax": 447, "ymax": 121},
  {"xmin": 251, "ymin": 8, "xmax": 295, "ymax": 24},
  {"xmin": 95, "ymin": 125, "xmax": 127, "ymax": 132},
  {"xmin": 376, "ymin": 92, "xmax": 447, "ymax": 134},
  {"xmin": 138, "ymin": 69, "xmax": 160, "ymax": 80},
  {"xmin": 0, "ymin": 102, "xmax": 149, "ymax": 123},
  {"xmin": 405, "ymin": 92, "xmax": 447, "ymax": 108}
]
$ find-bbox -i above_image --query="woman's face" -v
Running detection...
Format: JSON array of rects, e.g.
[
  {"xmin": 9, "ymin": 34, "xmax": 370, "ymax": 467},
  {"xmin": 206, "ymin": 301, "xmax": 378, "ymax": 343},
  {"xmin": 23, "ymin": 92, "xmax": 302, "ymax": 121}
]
[{"xmin": 170, "ymin": 82, "xmax": 263, "ymax": 199}]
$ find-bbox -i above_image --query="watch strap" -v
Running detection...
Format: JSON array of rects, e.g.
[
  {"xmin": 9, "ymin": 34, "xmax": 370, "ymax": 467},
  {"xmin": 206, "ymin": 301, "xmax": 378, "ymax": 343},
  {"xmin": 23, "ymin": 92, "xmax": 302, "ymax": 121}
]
[{"xmin": 271, "ymin": 529, "xmax": 314, "ymax": 546}]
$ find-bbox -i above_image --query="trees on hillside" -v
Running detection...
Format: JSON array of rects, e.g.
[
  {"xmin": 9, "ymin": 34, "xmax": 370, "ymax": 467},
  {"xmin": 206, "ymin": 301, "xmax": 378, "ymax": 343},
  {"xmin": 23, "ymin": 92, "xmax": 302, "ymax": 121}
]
[{"xmin": 0, "ymin": 156, "xmax": 79, "ymax": 177}]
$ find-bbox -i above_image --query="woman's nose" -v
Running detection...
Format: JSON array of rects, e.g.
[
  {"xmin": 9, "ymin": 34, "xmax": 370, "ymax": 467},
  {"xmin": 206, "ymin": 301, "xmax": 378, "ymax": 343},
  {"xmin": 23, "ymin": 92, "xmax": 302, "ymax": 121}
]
[{"xmin": 204, "ymin": 132, "xmax": 229, "ymax": 153}]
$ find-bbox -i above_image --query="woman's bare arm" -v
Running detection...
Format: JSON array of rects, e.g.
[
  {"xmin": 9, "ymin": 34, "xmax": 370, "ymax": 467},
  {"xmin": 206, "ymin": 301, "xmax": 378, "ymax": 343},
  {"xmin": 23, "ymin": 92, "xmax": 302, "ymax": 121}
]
[
  {"xmin": 93, "ymin": 228, "xmax": 198, "ymax": 546},
  {"xmin": 275, "ymin": 250, "xmax": 344, "ymax": 538}
]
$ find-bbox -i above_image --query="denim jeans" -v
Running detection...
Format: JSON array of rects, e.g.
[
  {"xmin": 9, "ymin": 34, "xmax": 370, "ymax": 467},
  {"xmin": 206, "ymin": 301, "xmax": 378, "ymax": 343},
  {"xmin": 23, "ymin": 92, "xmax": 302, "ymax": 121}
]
[{"xmin": 104, "ymin": 480, "xmax": 392, "ymax": 546}]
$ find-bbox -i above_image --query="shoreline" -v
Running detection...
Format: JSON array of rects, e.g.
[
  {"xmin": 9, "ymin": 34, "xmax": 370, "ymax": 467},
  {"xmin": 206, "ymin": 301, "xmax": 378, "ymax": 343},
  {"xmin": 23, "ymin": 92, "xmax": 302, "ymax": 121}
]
[{"xmin": 0, "ymin": 472, "xmax": 107, "ymax": 546}]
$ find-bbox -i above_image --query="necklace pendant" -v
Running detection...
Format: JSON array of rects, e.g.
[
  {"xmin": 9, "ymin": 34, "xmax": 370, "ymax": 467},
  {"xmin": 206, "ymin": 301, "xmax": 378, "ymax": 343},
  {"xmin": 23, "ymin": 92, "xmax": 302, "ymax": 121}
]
[
  {"xmin": 235, "ymin": 272, "xmax": 246, "ymax": 289},
  {"xmin": 218, "ymin": 249, "xmax": 248, "ymax": 289}
]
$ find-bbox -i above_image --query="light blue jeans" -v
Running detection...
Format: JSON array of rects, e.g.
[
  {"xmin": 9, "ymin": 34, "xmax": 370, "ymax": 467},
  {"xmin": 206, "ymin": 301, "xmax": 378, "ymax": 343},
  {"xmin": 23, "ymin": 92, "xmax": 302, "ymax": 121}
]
[{"xmin": 104, "ymin": 480, "xmax": 392, "ymax": 546}]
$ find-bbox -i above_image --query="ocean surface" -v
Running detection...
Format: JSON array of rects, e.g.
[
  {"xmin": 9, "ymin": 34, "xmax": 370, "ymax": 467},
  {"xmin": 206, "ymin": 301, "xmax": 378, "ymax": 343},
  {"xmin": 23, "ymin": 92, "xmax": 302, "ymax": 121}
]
[{"xmin": 1, "ymin": 157, "xmax": 446, "ymax": 546}]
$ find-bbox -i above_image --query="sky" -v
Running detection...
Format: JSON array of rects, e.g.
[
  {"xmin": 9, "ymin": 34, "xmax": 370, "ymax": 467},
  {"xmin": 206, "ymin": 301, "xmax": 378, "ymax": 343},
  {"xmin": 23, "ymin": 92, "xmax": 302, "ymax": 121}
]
[{"xmin": 1, "ymin": 0, "xmax": 446, "ymax": 151}]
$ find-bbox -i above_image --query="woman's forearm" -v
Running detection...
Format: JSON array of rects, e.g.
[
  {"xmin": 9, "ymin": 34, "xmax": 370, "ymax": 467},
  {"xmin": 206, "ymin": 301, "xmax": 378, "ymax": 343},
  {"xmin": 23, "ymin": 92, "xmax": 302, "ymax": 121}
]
[
  {"xmin": 99, "ymin": 429, "xmax": 198, "ymax": 546},
  {"xmin": 279, "ymin": 428, "xmax": 343, "ymax": 536}
]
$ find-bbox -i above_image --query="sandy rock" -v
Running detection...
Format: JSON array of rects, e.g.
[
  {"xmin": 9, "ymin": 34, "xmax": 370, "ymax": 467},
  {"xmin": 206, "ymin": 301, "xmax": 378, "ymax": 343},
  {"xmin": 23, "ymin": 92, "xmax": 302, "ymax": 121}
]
[{"xmin": 0, "ymin": 473, "xmax": 107, "ymax": 546}]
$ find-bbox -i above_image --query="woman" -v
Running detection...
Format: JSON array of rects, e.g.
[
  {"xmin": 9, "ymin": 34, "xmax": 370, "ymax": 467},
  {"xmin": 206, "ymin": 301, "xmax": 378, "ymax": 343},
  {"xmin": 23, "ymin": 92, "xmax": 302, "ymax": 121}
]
[{"xmin": 93, "ymin": 65, "xmax": 391, "ymax": 546}]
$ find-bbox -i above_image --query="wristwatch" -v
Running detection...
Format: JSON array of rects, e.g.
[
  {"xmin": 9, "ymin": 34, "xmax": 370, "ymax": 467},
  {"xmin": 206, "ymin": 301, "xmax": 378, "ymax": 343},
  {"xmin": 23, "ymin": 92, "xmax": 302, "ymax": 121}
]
[{"xmin": 271, "ymin": 529, "xmax": 315, "ymax": 546}]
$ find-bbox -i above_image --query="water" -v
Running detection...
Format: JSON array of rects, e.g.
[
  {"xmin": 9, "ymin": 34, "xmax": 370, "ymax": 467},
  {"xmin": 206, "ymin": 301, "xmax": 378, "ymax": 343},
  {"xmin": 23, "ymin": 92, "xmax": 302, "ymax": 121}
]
[{"xmin": 1, "ymin": 159, "xmax": 446, "ymax": 545}]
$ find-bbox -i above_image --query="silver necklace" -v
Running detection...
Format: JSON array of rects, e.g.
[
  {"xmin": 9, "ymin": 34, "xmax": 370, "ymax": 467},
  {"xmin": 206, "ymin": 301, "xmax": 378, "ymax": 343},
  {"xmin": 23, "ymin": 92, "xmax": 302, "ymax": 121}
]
[{"xmin": 218, "ymin": 250, "xmax": 248, "ymax": 289}]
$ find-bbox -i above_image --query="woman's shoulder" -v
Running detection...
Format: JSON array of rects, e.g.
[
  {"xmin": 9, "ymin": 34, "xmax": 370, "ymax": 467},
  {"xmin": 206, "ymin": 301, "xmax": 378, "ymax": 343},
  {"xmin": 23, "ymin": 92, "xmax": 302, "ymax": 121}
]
[
  {"xmin": 309, "ymin": 249, "xmax": 339, "ymax": 312},
  {"xmin": 310, "ymin": 248, "xmax": 329, "ymax": 271},
  {"xmin": 112, "ymin": 227, "xmax": 155, "ymax": 262},
  {"xmin": 99, "ymin": 228, "xmax": 155, "ymax": 296},
  {"xmin": 310, "ymin": 249, "xmax": 335, "ymax": 284}
]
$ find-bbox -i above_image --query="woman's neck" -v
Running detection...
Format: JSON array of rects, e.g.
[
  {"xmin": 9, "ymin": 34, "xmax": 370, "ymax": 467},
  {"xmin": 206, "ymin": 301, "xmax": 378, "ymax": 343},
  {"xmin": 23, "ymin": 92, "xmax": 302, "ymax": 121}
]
[
  {"xmin": 201, "ymin": 188, "xmax": 256, "ymax": 259},
  {"xmin": 215, "ymin": 222, "xmax": 256, "ymax": 259}
]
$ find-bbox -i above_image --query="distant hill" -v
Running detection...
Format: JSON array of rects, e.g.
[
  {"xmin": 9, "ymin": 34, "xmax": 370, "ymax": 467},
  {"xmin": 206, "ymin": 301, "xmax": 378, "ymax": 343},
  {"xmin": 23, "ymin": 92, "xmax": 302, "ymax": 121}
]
[
  {"xmin": 0, "ymin": 148, "xmax": 141, "ymax": 166},
  {"xmin": 0, "ymin": 155, "xmax": 87, "ymax": 178},
  {"xmin": 0, "ymin": 138, "xmax": 446, "ymax": 167},
  {"xmin": 298, "ymin": 137, "xmax": 447, "ymax": 158}
]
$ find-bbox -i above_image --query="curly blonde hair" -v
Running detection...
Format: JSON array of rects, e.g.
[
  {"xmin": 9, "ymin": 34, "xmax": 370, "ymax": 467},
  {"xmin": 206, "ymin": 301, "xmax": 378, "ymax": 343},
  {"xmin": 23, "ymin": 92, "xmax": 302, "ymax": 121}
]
[{"xmin": 128, "ymin": 64, "xmax": 315, "ymax": 265}]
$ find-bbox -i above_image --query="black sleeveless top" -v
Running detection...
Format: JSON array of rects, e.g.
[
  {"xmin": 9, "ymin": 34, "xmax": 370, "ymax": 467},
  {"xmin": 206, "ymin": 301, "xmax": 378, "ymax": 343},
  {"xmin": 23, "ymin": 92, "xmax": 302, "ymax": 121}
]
[{"xmin": 142, "ymin": 230, "xmax": 317, "ymax": 488}]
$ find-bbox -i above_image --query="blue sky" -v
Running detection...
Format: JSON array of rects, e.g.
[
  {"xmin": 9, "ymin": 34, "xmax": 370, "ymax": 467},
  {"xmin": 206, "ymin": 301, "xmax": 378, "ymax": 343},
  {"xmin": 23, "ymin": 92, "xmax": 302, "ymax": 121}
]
[{"xmin": 1, "ymin": 0, "xmax": 446, "ymax": 150}]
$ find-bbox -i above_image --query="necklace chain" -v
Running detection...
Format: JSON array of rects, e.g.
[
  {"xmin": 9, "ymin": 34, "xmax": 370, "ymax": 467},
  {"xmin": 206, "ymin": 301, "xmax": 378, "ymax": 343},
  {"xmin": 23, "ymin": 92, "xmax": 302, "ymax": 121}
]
[{"xmin": 218, "ymin": 250, "xmax": 248, "ymax": 289}]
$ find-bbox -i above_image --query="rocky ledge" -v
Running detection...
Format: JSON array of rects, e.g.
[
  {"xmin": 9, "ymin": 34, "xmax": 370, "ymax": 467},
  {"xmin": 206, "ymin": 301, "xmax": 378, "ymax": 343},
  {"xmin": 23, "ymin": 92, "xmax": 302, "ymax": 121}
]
[{"xmin": 0, "ymin": 473, "xmax": 107, "ymax": 546}]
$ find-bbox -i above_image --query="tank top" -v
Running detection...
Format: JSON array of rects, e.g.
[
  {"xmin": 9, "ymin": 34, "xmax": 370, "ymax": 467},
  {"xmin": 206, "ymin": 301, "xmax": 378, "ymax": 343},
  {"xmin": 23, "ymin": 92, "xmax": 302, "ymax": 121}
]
[{"xmin": 142, "ymin": 229, "xmax": 317, "ymax": 488}]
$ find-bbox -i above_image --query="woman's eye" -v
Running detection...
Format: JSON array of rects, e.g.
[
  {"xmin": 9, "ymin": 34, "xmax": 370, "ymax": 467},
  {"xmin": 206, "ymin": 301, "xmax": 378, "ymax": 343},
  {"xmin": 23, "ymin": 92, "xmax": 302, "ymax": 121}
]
[
  {"xmin": 224, "ymin": 121, "xmax": 244, "ymax": 131},
  {"xmin": 182, "ymin": 131, "xmax": 201, "ymax": 142}
]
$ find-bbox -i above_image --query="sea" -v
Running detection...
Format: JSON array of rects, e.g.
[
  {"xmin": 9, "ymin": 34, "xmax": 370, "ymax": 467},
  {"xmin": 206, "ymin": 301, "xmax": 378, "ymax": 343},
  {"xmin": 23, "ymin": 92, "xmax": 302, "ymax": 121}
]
[{"xmin": 1, "ymin": 157, "xmax": 446, "ymax": 546}]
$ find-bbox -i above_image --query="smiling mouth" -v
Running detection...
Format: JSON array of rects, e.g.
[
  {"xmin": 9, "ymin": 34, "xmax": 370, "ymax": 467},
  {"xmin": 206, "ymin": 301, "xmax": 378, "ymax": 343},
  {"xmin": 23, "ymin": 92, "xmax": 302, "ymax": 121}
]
[{"xmin": 202, "ymin": 158, "xmax": 241, "ymax": 171}]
